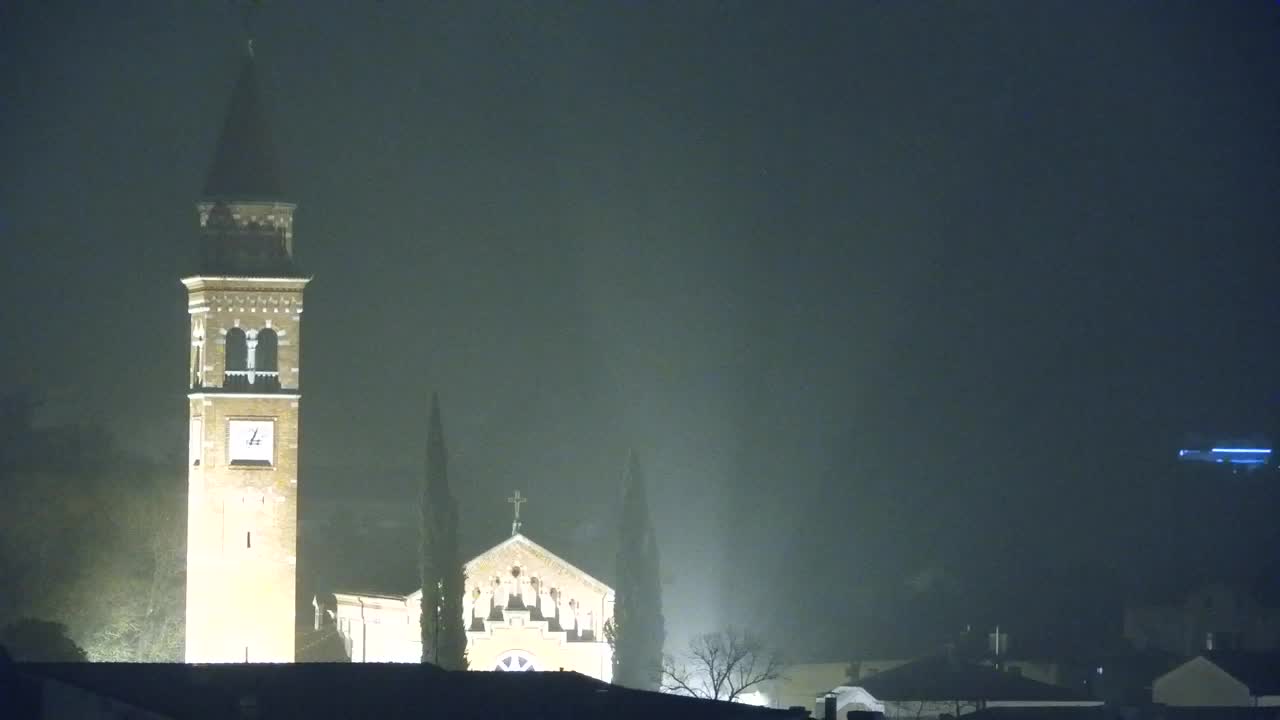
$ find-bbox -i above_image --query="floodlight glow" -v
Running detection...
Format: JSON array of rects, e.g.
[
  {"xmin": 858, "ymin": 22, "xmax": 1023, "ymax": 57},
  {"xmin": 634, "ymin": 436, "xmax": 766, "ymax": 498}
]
[{"xmin": 1177, "ymin": 446, "xmax": 1272, "ymax": 467}]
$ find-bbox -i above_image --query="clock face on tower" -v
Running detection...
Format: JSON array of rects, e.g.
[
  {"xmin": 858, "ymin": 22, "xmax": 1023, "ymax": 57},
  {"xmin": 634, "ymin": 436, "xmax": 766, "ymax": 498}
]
[{"xmin": 228, "ymin": 419, "xmax": 274, "ymax": 466}]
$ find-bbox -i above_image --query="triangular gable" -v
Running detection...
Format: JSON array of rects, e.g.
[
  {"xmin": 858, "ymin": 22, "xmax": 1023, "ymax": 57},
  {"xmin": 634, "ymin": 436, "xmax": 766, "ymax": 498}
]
[
  {"xmin": 1153, "ymin": 655, "xmax": 1252, "ymax": 706},
  {"xmin": 407, "ymin": 533, "xmax": 612, "ymax": 601}
]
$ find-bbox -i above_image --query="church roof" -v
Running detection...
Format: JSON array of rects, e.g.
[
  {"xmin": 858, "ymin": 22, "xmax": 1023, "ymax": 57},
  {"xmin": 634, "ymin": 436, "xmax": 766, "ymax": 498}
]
[
  {"xmin": 399, "ymin": 533, "xmax": 613, "ymax": 602},
  {"xmin": 472, "ymin": 532, "xmax": 613, "ymax": 594},
  {"xmin": 203, "ymin": 53, "xmax": 284, "ymax": 200},
  {"xmin": 323, "ymin": 524, "xmax": 614, "ymax": 601}
]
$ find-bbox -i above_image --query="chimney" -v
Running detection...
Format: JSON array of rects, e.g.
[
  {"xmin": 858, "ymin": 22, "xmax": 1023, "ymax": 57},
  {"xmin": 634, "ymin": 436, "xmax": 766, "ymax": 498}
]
[{"xmin": 823, "ymin": 693, "xmax": 837, "ymax": 720}]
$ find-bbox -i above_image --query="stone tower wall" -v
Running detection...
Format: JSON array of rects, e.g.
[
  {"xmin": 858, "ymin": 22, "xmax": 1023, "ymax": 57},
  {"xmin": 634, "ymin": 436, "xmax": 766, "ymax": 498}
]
[{"xmin": 185, "ymin": 275, "xmax": 308, "ymax": 663}]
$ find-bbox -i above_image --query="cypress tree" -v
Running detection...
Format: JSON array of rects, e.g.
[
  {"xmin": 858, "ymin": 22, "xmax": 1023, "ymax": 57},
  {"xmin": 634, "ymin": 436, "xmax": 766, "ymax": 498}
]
[
  {"xmin": 611, "ymin": 450, "xmax": 665, "ymax": 689},
  {"xmin": 439, "ymin": 490, "xmax": 467, "ymax": 669},
  {"xmin": 420, "ymin": 393, "xmax": 465, "ymax": 668}
]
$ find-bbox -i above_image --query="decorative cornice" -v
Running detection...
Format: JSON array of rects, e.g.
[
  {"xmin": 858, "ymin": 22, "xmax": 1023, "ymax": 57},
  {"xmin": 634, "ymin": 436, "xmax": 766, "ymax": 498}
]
[
  {"xmin": 182, "ymin": 276, "xmax": 311, "ymax": 288},
  {"xmin": 188, "ymin": 392, "xmax": 301, "ymax": 400}
]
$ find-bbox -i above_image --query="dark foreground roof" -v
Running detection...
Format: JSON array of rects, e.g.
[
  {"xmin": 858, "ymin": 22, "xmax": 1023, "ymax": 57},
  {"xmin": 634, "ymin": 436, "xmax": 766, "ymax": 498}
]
[
  {"xmin": 968, "ymin": 709, "xmax": 1280, "ymax": 720},
  {"xmin": 857, "ymin": 655, "xmax": 1093, "ymax": 703},
  {"xmin": 965, "ymin": 709, "xmax": 1115, "ymax": 720},
  {"xmin": 16, "ymin": 662, "xmax": 804, "ymax": 720},
  {"xmin": 1148, "ymin": 710, "xmax": 1280, "ymax": 720}
]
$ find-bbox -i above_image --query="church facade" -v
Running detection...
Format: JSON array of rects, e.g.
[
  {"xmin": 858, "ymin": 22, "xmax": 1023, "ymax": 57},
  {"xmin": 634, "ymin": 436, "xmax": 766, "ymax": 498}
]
[
  {"xmin": 184, "ymin": 53, "xmax": 308, "ymax": 663},
  {"xmin": 330, "ymin": 532, "xmax": 614, "ymax": 680}
]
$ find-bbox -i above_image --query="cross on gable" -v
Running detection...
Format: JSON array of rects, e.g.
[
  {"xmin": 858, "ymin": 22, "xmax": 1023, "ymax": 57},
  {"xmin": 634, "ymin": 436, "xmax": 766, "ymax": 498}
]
[{"xmin": 507, "ymin": 491, "xmax": 527, "ymax": 536}]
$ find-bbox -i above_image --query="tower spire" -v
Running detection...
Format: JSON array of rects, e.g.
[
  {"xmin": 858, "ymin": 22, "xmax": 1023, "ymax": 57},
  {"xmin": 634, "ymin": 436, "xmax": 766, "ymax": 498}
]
[
  {"xmin": 239, "ymin": 0, "xmax": 261, "ymax": 58},
  {"xmin": 204, "ymin": 1, "xmax": 278, "ymax": 199},
  {"xmin": 203, "ymin": 54, "xmax": 282, "ymax": 200}
]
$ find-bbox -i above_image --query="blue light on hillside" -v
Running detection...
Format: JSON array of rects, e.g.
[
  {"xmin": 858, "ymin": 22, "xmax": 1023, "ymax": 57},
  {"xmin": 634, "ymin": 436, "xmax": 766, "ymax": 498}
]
[{"xmin": 1177, "ymin": 446, "xmax": 1273, "ymax": 467}]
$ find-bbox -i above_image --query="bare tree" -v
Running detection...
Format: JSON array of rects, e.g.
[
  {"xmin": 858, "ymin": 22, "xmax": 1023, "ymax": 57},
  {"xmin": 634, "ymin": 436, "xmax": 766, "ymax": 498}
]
[
  {"xmin": 76, "ymin": 472, "xmax": 185, "ymax": 662},
  {"xmin": 0, "ymin": 417, "xmax": 184, "ymax": 662},
  {"xmin": 661, "ymin": 627, "xmax": 783, "ymax": 703}
]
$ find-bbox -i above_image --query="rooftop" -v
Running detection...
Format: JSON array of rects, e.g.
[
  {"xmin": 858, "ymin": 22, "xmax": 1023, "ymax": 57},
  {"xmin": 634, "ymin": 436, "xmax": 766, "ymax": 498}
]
[
  {"xmin": 15, "ymin": 662, "xmax": 804, "ymax": 720},
  {"xmin": 857, "ymin": 655, "xmax": 1094, "ymax": 703}
]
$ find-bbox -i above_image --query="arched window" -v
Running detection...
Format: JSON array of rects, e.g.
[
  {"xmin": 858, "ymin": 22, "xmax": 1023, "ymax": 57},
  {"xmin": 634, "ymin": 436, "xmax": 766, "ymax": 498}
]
[
  {"xmin": 255, "ymin": 328, "xmax": 278, "ymax": 372},
  {"xmin": 225, "ymin": 327, "xmax": 248, "ymax": 371}
]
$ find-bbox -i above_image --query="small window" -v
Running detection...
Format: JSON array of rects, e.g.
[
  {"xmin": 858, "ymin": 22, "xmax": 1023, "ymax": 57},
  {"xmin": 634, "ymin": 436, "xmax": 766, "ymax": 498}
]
[{"xmin": 189, "ymin": 418, "xmax": 203, "ymax": 466}]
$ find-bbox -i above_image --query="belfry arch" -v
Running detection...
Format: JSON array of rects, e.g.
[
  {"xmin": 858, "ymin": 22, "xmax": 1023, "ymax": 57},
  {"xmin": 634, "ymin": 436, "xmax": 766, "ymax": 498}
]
[
  {"xmin": 255, "ymin": 327, "xmax": 278, "ymax": 372},
  {"xmin": 225, "ymin": 327, "xmax": 248, "ymax": 372}
]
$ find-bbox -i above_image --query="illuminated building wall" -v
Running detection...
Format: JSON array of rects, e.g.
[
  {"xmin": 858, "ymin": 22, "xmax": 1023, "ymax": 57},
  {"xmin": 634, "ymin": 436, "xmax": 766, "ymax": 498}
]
[
  {"xmin": 332, "ymin": 533, "xmax": 614, "ymax": 679},
  {"xmin": 184, "ymin": 273, "xmax": 308, "ymax": 663}
]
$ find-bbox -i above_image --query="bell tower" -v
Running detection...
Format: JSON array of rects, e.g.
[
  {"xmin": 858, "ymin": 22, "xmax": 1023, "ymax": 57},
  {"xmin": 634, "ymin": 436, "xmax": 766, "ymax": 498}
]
[{"xmin": 183, "ymin": 50, "xmax": 309, "ymax": 663}]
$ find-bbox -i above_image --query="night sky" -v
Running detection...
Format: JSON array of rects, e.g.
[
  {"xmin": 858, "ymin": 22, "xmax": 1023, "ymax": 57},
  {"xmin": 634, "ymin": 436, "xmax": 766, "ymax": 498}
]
[{"xmin": 4, "ymin": 2, "xmax": 1280, "ymax": 660}]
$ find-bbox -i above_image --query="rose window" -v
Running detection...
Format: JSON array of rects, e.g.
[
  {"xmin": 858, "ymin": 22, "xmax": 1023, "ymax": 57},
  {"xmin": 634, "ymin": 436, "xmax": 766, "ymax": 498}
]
[{"xmin": 494, "ymin": 650, "xmax": 537, "ymax": 671}]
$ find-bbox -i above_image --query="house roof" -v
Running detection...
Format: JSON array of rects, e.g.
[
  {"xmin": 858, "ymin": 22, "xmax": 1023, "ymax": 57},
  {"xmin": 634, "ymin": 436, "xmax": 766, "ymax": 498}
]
[
  {"xmin": 857, "ymin": 655, "xmax": 1093, "ymax": 703},
  {"xmin": 17, "ymin": 662, "xmax": 804, "ymax": 720},
  {"xmin": 1201, "ymin": 651, "xmax": 1280, "ymax": 696},
  {"xmin": 1147, "ymin": 710, "xmax": 1280, "ymax": 720},
  {"xmin": 1090, "ymin": 649, "xmax": 1183, "ymax": 705},
  {"xmin": 203, "ymin": 54, "xmax": 284, "ymax": 200}
]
